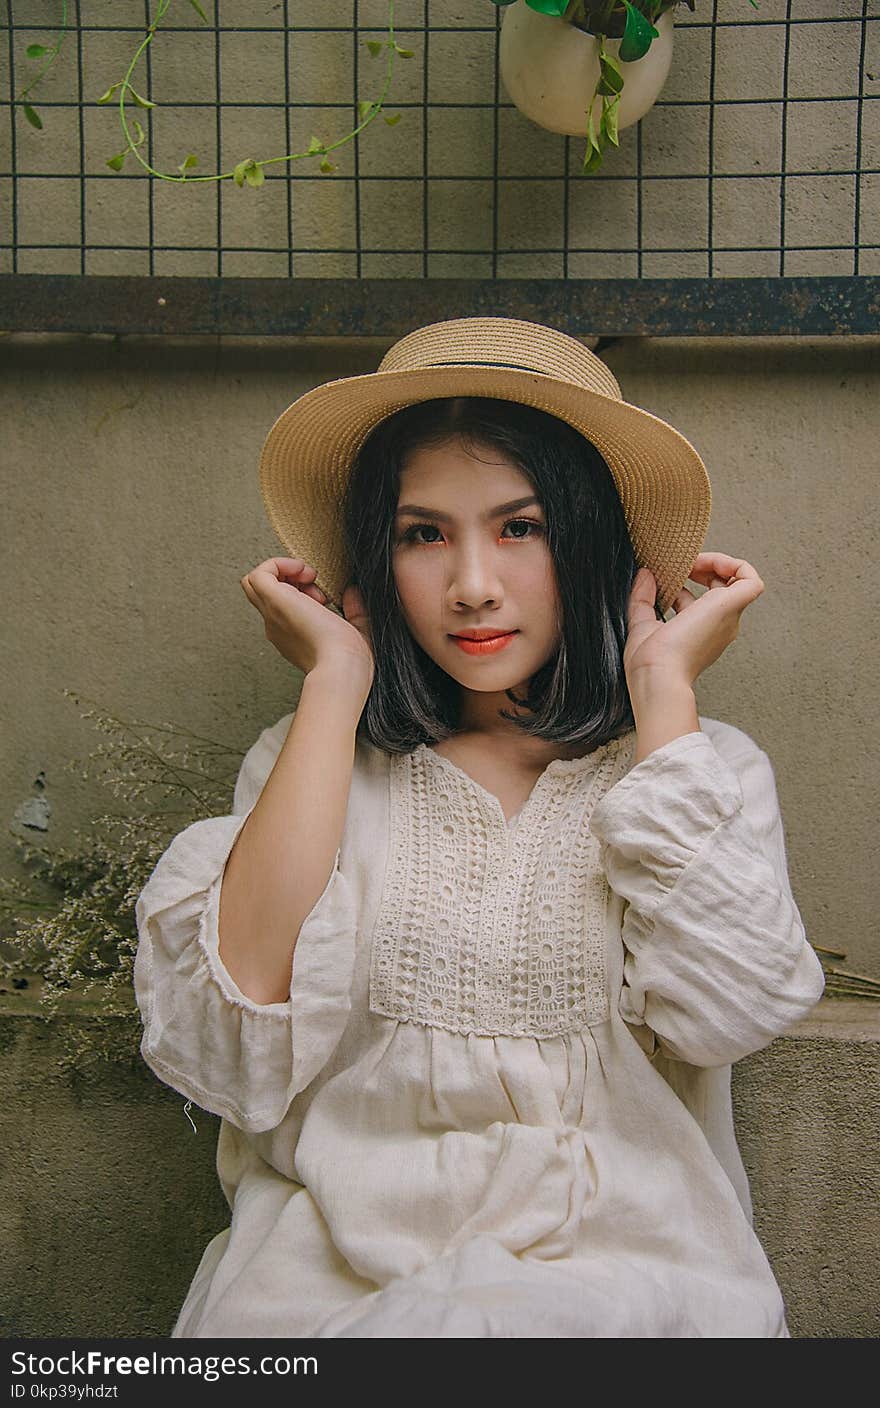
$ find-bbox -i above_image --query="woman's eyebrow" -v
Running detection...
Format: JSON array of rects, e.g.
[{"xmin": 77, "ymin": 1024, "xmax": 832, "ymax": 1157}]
[{"xmin": 395, "ymin": 496, "xmax": 540, "ymax": 522}]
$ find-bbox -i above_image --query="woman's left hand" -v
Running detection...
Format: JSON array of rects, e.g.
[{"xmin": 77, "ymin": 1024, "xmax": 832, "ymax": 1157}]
[{"xmin": 624, "ymin": 552, "xmax": 765, "ymax": 690}]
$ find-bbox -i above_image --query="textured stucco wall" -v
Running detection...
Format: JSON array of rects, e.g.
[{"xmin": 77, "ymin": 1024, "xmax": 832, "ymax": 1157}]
[{"xmin": 2, "ymin": 331, "xmax": 877, "ymax": 974}]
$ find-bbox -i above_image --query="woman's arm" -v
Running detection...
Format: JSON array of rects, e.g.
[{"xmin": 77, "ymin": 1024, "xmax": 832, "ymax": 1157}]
[
  {"xmin": 591, "ymin": 725, "xmax": 826, "ymax": 1067},
  {"xmin": 218, "ymin": 659, "xmax": 370, "ymax": 1004},
  {"xmin": 133, "ymin": 696, "xmax": 363, "ymax": 1132}
]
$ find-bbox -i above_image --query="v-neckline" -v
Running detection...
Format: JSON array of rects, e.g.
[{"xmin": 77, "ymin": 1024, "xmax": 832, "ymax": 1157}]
[{"xmin": 414, "ymin": 735, "xmax": 634, "ymax": 830}]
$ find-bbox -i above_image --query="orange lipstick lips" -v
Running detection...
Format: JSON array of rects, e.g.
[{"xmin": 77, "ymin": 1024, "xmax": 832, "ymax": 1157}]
[{"xmin": 449, "ymin": 631, "xmax": 518, "ymax": 656}]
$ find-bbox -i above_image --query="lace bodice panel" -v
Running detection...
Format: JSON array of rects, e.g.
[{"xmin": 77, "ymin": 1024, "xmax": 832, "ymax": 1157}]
[{"xmin": 368, "ymin": 735, "xmax": 636, "ymax": 1039}]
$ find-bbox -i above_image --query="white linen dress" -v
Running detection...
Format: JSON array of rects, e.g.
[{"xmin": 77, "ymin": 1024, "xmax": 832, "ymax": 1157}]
[{"xmin": 133, "ymin": 710, "xmax": 825, "ymax": 1338}]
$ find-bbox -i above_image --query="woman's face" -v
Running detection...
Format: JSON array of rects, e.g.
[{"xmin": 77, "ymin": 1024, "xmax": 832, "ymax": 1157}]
[{"xmin": 391, "ymin": 437, "xmax": 562, "ymax": 703}]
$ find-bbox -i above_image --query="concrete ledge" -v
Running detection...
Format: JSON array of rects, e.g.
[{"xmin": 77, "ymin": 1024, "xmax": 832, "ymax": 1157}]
[
  {"xmin": 0, "ymin": 995, "xmax": 877, "ymax": 1338},
  {"xmin": 730, "ymin": 999, "xmax": 880, "ymax": 1339}
]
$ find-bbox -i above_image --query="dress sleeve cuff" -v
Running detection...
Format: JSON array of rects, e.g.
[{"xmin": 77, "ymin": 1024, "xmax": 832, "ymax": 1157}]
[
  {"xmin": 589, "ymin": 730, "xmax": 744, "ymax": 913},
  {"xmin": 134, "ymin": 810, "xmax": 358, "ymax": 1133},
  {"xmin": 198, "ymin": 843, "xmax": 357, "ymax": 1110},
  {"xmin": 196, "ymin": 809, "xmax": 292, "ymax": 1017}
]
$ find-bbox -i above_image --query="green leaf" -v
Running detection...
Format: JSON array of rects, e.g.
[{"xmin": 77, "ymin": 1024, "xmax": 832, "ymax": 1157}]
[
  {"xmin": 26, "ymin": 44, "xmax": 50, "ymax": 59},
  {"xmin": 586, "ymin": 103, "xmax": 601, "ymax": 156},
  {"xmin": 131, "ymin": 119, "xmax": 145, "ymax": 147},
  {"xmin": 582, "ymin": 141, "xmax": 605, "ymax": 175},
  {"xmin": 582, "ymin": 98, "xmax": 606, "ymax": 175},
  {"xmin": 394, "ymin": 46, "xmax": 414, "ymax": 58},
  {"xmin": 177, "ymin": 153, "xmax": 198, "ymax": 174},
  {"xmin": 383, "ymin": 112, "xmax": 402, "ymax": 126},
  {"xmin": 524, "ymin": 0, "xmax": 569, "ymax": 14},
  {"xmin": 358, "ymin": 100, "xmax": 374, "ymax": 122},
  {"xmin": 365, "ymin": 39, "xmax": 383, "ymax": 56},
  {"xmin": 106, "ymin": 151, "xmax": 127, "ymax": 171},
  {"xmin": 187, "ymin": 0, "xmax": 210, "ymax": 21},
  {"xmin": 127, "ymin": 86, "xmax": 156, "ymax": 110},
  {"xmin": 319, "ymin": 157, "xmax": 337, "ymax": 174},
  {"xmin": 22, "ymin": 103, "xmax": 43, "ymax": 130},
  {"xmin": 97, "ymin": 83, "xmax": 123, "ymax": 105},
  {"xmin": 618, "ymin": 1, "xmax": 660, "ymax": 64},
  {"xmin": 307, "ymin": 135, "xmax": 324, "ymax": 154},
  {"xmin": 603, "ymin": 93, "xmax": 621, "ymax": 148},
  {"xmin": 232, "ymin": 158, "xmax": 263, "ymax": 189},
  {"xmin": 598, "ymin": 50, "xmax": 624, "ymax": 96}
]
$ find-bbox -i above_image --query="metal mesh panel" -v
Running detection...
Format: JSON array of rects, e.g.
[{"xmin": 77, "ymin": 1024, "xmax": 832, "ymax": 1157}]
[{"xmin": 1, "ymin": 1, "xmax": 877, "ymax": 331}]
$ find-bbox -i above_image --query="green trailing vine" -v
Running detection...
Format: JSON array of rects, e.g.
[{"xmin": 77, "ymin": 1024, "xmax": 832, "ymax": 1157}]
[
  {"xmin": 14, "ymin": 0, "xmax": 70, "ymax": 131},
  {"xmin": 99, "ymin": 0, "xmax": 411, "ymax": 185},
  {"xmin": 17, "ymin": 0, "xmax": 411, "ymax": 187}
]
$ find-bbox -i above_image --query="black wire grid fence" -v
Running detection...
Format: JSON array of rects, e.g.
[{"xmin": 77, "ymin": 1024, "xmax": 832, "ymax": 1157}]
[{"xmin": 1, "ymin": 1, "xmax": 878, "ymax": 335}]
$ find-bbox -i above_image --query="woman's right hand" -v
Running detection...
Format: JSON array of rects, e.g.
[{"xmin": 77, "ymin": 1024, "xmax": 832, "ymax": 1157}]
[{"xmin": 240, "ymin": 558, "xmax": 374, "ymax": 689}]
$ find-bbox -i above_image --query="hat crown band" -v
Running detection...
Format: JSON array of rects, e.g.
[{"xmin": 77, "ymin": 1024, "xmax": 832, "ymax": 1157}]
[{"xmin": 377, "ymin": 317, "xmax": 622, "ymax": 403}]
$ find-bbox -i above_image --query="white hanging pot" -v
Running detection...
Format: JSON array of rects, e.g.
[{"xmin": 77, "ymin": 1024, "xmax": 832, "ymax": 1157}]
[{"xmin": 499, "ymin": 4, "xmax": 675, "ymax": 137}]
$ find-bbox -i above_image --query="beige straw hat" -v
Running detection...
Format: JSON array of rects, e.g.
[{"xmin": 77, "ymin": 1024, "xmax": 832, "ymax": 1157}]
[{"xmin": 258, "ymin": 316, "xmax": 711, "ymax": 616}]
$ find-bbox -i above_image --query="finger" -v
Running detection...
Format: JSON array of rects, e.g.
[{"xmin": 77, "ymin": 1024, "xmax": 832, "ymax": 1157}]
[
  {"xmin": 691, "ymin": 572, "xmax": 736, "ymax": 591},
  {"xmin": 342, "ymin": 583, "xmax": 365, "ymax": 616},
  {"xmin": 250, "ymin": 557, "xmax": 317, "ymax": 584},
  {"xmin": 240, "ymin": 575, "xmax": 260, "ymax": 607},
  {"xmin": 692, "ymin": 574, "xmax": 765, "ymax": 613},
  {"xmin": 690, "ymin": 551, "xmax": 753, "ymax": 570},
  {"xmin": 627, "ymin": 567, "xmax": 660, "ymax": 629},
  {"xmin": 688, "ymin": 553, "xmax": 761, "ymax": 584},
  {"xmin": 688, "ymin": 562, "xmax": 764, "ymax": 599},
  {"xmin": 276, "ymin": 558, "xmax": 317, "ymax": 581},
  {"xmin": 300, "ymin": 583, "xmax": 328, "ymax": 603},
  {"xmin": 248, "ymin": 563, "xmax": 322, "ymax": 599},
  {"xmin": 342, "ymin": 584, "xmax": 371, "ymax": 637},
  {"xmin": 671, "ymin": 585, "xmax": 698, "ymax": 612}
]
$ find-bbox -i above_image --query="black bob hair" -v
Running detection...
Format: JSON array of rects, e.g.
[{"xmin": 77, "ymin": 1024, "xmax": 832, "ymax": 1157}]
[{"xmin": 341, "ymin": 396, "xmax": 640, "ymax": 755}]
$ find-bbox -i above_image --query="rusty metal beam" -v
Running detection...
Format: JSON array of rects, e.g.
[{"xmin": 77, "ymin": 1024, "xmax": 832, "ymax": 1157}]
[{"xmin": 0, "ymin": 275, "xmax": 877, "ymax": 337}]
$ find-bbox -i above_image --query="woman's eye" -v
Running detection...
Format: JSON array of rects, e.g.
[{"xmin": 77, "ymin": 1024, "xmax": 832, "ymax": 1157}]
[
  {"xmin": 400, "ymin": 518, "xmax": 544, "ymax": 545},
  {"xmin": 502, "ymin": 518, "xmax": 544, "ymax": 540},
  {"xmin": 402, "ymin": 523, "xmax": 443, "ymax": 545}
]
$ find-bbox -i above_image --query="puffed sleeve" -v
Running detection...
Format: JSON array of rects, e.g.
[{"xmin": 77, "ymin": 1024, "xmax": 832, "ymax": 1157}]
[
  {"xmin": 589, "ymin": 723, "xmax": 825, "ymax": 1067},
  {"xmin": 132, "ymin": 710, "xmax": 358, "ymax": 1133}
]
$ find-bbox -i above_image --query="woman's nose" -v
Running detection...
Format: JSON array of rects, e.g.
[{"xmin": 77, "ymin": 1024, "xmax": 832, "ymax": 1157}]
[{"xmin": 446, "ymin": 542, "xmax": 504, "ymax": 609}]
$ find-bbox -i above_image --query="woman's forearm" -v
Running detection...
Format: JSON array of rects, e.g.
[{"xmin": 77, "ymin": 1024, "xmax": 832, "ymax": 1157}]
[
  {"xmin": 218, "ymin": 660, "xmax": 371, "ymax": 1005},
  {"xmin": 630, "ymin": 670, "xmax": 701, "ymax": 766}
]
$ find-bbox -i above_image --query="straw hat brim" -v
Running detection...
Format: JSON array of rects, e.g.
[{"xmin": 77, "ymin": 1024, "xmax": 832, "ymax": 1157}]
[{"xmin": 258, "ymin": 364, "xmax": 711, "ymax": 616}]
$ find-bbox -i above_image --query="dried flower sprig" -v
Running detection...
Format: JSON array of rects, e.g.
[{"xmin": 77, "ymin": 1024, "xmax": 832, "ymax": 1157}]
[
  {"xmin": 0, "ymin": 687, "xmax": 248, "ymax": 1074},
  {"xmin": 812, "ymin": 946, "xmax": 880, "ymax": 1001}
]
